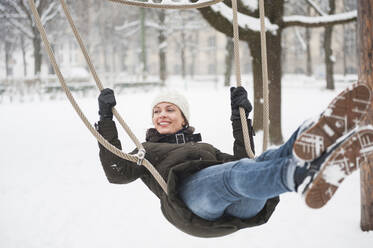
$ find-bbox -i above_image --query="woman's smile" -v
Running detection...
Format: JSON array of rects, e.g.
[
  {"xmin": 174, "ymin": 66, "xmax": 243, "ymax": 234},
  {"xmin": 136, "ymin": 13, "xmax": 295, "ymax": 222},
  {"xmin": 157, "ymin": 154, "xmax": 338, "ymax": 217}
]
[{"xmin": 152, "ymin": 102, "xmax": 186, "ymax": 134}]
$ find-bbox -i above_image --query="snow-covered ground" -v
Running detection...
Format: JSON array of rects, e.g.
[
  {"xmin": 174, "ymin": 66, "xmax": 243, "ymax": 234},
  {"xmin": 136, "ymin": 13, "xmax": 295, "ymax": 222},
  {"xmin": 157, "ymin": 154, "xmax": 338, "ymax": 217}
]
[{"xmin": 1, "ymin": 75, "xmax": 372, "ymax": 248}]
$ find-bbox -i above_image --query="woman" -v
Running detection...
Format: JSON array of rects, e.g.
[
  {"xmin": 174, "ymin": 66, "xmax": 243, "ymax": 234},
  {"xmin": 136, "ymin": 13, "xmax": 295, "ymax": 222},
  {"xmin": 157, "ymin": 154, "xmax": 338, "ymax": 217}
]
[{"xmin": 96, "ymin": 84, "xmax": 372, "ymax": 237}]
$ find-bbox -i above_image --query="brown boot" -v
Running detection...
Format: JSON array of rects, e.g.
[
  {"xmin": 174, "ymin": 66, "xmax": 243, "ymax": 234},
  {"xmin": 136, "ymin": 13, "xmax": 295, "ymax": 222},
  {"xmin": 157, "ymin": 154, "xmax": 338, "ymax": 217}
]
[
  {"xmin": 297, "ymin": 126, "xmax": 373, "ymax": 209},
  {"xmin": 293, "ymin": 83, "xmax": 371, "ymax": 161}
]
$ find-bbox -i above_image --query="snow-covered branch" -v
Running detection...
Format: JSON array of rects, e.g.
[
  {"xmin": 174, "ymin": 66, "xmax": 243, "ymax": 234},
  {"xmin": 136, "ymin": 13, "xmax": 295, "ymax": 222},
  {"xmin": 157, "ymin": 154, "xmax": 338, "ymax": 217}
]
[
  {"xmin": 3, "ymin": 15, "xmax": 34, "ymax": 39},
  {"xmin": 211, "ymin": 2, "xmax": 279, "ymax": 34},
  {"xmin": 40, "ymin": 1, "xmax": 60, "ymax": 25},
  {"xmin": 283, "ymin": 10, "xmax": 357, "ymax": 28},
  {"xmin": 8, "ymin": 0, "xmax": 28, "ymax": 18},
  {"xmin": 241, "ymin": 0, "xmax": 258, "ymax": 12},
  {"xmin": 115, "ymin": 20, "xmax": 140, "ymax": 31},
  {"xmin": 0, "ymin": 3, "xmax": 34, "ymax": 39}
]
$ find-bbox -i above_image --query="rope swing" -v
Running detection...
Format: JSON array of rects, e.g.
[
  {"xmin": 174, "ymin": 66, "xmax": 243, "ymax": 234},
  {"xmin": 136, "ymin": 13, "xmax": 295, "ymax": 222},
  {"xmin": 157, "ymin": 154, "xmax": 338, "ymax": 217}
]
[
  {"xmin": 28, "ymin": 0, "xmax": 270, "ymax": 193},
  {"xmin": 28, "ymin": 0, "xmax": 168, "ymax": 194}
]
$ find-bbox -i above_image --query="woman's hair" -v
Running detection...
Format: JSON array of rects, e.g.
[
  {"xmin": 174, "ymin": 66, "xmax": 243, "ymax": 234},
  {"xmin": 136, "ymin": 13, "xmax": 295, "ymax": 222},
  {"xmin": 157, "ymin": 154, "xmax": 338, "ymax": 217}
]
[{"xmin": 151, "ymin": 90, "xmax": 190, "ymax": 125}]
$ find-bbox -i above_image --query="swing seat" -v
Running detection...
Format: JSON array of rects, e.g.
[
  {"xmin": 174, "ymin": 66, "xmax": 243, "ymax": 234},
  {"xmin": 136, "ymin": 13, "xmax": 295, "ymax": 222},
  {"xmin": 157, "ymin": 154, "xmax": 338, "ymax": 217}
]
[{"xmin": 162, "ymin": 159, "xmax": 279, "ymax": 238}]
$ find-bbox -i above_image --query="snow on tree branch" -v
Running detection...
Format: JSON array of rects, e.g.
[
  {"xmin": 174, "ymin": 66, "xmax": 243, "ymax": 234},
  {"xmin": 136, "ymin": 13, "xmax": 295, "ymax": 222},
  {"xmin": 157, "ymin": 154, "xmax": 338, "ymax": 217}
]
[
  {"xmin": 241, "ymin": 0, "xmax": 258, "ymax": 12},
  {"xmin": 115, "ymin": 20, "xmax": 141, "ymax": 31},
  {"xmin": 211, "ymin": 2, "xmax": 278, "ymax": 34},
  {"xmin": 283, "ymin": 10, "xmax": 357, "ymax": 28},
  {"xmin": 8, "ymin": 0, "xmax": 29, "ymax": 19},
  {"xmin": 40, "ymin": 1, "xmax": 60, "ymax": 25},
  {"xmin": 0, "ymin": 3, "xmax": 34, "ymax": 39}
]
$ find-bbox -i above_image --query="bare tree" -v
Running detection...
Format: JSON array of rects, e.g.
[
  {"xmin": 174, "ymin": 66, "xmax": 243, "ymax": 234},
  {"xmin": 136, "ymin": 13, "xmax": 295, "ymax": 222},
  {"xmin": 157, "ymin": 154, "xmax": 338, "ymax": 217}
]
[
  {"xmin": 0, "ymin": 0, "xmax": 60, "ymax": 75},
  {"xmin": 156, "ymin": 9, "xmax": 167, "ymax": 84},
  {"xmin": 0, "ymin": 17, "xmax": 17, "ymax": 77},
  {"xmin": 198, "ymin": 0, "xmax": 357, "ymax": 144},
  {"xmin": 324, "ymin": 0, "xmax": 336, "ymax": 90}
]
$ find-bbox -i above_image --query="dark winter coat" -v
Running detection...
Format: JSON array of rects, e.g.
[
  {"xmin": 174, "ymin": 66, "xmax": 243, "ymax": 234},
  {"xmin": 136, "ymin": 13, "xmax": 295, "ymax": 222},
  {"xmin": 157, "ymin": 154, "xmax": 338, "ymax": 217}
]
[{"xmin": 96, "ymin": 119, "xmax": 279, "ymax": 238}]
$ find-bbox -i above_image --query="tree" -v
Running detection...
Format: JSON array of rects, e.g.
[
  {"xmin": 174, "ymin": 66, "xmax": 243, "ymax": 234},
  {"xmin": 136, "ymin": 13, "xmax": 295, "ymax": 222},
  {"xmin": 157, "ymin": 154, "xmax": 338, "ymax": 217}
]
[
  {"xmin": 324, "ymin": 0, "xmax": 336, "ymax": 90},
  {"xmin": 0, "ymin": 17, "xmax": 17, "ymax": 77},
  {"xmin": 0, "ymin": 0, "xmax": 60, "ymax": 75},
  {"xmin": 224, "ymin": 36, "xmax": 234, "ymax": 86},
  {"xmin": 116, "ymin": 7, "xmax": 166, "ymax": 81},
  {"xmin": 198, "ymin": 0, "xmax": 357, "ymax": 144},
  {"xmin": 358, "ymin": 0, "xmax": 373, "ymax": 232},
  {"xmin": 307, "ymin": 0, "xmax": 337, "ymax": 89},
  {"xmin": 169, "ymin": 9, "xmax": 206, "ymax": 80},
  {"xmin": 156, "ymin": 9, "xmax": 167, "ymax": 84}
]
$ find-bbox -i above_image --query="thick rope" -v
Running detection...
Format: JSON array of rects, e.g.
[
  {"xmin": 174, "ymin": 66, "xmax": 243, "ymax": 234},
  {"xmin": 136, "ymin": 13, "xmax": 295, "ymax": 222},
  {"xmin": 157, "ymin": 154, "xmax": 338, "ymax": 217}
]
[
  {"xmin": 108, "ymin": 0, "xmax": 223, "ymax": 9},
  {"xmin": 58, "ymin": 0, "xmax": 144, "ymax": 151},
  {"xmin": 259, "ymin": 0, "xmax": 270, "ymax": 152},
  {"xmin": 28, "ymin": 0, "xmax": 168, "ymax": 194},
  {"xmin": 231, "ymin": 0, "xmax": 255, "ymax": 158}
]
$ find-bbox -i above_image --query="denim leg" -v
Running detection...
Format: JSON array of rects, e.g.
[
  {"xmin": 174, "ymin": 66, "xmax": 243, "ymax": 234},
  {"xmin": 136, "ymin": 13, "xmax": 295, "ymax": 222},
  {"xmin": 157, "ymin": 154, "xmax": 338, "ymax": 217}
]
[
  {"xmin": 179, "ymin": 158, "xmax": 293, "ymax": 221},
  {"xmin": 225, "ymin": 198, "xmax": 267, "ymax": 219},
  {"xmin": 256, "ymin": 128, "xmax": 300, "ymax": 162}
]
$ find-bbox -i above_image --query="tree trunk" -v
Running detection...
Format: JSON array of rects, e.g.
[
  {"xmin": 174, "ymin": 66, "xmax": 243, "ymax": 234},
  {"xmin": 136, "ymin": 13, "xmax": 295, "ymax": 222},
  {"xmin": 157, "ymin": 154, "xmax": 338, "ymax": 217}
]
[
  {"xmin": 158, "ymin": 10, "xmax": 167, "ymax": 84},
  {"xmin": 306, "ymin": 6, "xmax": 313, "ymax": 77},
  {"xmin": 5, "ymin": 41, "xmax": 11, "ymax": 78},
  {"xmin": 181, "ymin": 31, "xmax": 186, "ymax": 79},
  {"xmin": 21, "ymin": 36, "xmax": 27, "ymax": 77},
  {"xmin": 224, "ymin": 37, "xmax": 234, "ymax": 87},
  {"xmin": 250, "ymin": 38, "xmax": 264, "ymax": 133},
  {"xmin": 190, "ymin": 32, "xmax": 198, "ymax": 79},
  {"xmin": 324, "ymin": 0, "xmax": 336, "ymax": 90},
  {"xmin": 33, "ymin": 33, "xmax": 42, "ymax": 76},
  {"xmin": 140, "ymin": 8, "xmax": 147, "ymax": 81},
  {"xmin": 342, "ymin": 24, "xmax": 347, "ymax": 76},
  {"xmin": 198, "ymin": 0, "xmax": 285, "ymax": 144},
  {"xmin": 358, "ymin": 0, "xmax": 373, "ymax": 232},
  {"xmin": 267, "ymin": 31, "xmax": 283, "ymax": 145},
  {"xmin": 250, "ymin": 31, "xmax": 284, "ymax": 145}
]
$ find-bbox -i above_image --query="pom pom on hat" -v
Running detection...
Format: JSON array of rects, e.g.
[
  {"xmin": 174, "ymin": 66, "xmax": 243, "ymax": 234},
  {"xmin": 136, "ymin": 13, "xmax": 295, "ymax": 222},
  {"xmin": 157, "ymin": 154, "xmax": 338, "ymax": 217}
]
[{"xmin": 151, "ymin": 90, "xmax": 190, "ymax": 123}]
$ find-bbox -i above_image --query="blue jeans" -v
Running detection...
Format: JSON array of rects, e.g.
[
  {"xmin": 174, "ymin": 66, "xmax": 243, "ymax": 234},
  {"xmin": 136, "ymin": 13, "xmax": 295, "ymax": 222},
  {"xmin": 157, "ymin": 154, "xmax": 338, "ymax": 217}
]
[{"xmin": 179, "ymin": 129, "xmax": 300, "ymax": 221}]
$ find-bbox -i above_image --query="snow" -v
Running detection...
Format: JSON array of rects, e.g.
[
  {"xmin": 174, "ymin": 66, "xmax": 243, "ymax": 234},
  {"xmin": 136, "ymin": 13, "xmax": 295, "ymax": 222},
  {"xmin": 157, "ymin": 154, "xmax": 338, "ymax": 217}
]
[
  {"xmin": 241, "ymin": 0, "xmax": 258, "ymax": 12},
  {"xmin": 211, "ymin": 3, "xmax": 279, "ymax": 34},
  {"xmin": 323, "ymin": 163, "xmax": 345, "ymax": 186},
  {"xmin": 1, "ymin": 75, "xmax": 373, "ymax": 247},
  {"xmin": 283, "ymin": 10, "xmax": 357, "ymax": 25}
]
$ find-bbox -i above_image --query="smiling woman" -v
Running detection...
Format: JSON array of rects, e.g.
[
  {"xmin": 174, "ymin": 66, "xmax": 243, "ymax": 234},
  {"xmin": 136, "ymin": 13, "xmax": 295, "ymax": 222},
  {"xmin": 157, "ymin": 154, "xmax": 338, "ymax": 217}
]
[
  {"xmin": 152, "ymin": 102, "xmax": 186, "ymax": 134},
  {"xmin": 151, "ymin": 91, "xmax": 190, "ymax": 135},
  {"xmin": 95, "ymin": 84, "xmax": 373, "ymax": 237}
]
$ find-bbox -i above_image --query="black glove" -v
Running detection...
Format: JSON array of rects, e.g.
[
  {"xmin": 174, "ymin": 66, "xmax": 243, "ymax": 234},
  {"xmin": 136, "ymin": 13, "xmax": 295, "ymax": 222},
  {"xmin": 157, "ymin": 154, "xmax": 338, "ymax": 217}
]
[
  {"xmin": 98, "ymin": 88, "xmax": 116, "ymax": 120},
  {"xmin": 230, "ymin": 86, "xmax": 253, "ymax": 121}
]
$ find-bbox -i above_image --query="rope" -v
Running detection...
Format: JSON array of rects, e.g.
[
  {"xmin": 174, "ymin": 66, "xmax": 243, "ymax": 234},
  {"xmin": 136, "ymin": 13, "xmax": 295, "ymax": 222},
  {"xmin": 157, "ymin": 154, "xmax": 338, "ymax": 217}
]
[
  {"xmin": 58, "ymin": 0, "xmax": 143, "ymax": 151},
  {"xmin": 259, "ymin": 0, "xmax": 270, "ymax": 152},
  {"xmin": 231, "ymin": 0, "xmax": 255, "ymax": 158},
  {"xmin": 28, "ymin": 0, "xmax": 168, "ymax": 194},
  {"xmin": 108, "ymin": 0, "xmax": 223, "ymax": 9}
]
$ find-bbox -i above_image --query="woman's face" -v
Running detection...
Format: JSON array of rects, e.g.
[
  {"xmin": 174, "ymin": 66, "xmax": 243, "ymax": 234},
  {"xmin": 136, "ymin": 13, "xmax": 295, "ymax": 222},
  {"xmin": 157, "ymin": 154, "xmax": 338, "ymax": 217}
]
[{"xmin": 152, "ymin": 102, "xmax": 186, "ymax": 135}]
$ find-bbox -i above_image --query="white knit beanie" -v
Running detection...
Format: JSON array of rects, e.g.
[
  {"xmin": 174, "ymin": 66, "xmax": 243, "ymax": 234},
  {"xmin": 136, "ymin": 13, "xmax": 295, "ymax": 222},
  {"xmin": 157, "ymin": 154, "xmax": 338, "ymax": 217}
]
[{"xmin": 151, "ymin": 90, "xmax": 190, "ymax": 124}]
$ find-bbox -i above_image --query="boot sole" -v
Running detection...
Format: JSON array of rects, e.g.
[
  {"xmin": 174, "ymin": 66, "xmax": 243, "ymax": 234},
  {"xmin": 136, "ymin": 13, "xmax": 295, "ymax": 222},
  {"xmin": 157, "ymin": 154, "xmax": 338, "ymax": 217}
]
[
  {"xmin": 303, "ymin": 127, "xmax": 373, "ymax": 209},
  {"xmin": 293, "ymin": 83, "xmax": 371, "ymax": 161}
]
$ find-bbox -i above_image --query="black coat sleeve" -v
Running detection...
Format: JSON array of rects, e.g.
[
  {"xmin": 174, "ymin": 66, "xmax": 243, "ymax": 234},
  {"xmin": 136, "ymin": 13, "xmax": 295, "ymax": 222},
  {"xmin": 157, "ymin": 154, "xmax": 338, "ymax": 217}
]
[
  {"xmin": 232, "ymin": 118, "xmax": 255, "ymax": 159},
  {"xmin": 96, "ymin": 120, "xmax": 146, "ymax": 184}
]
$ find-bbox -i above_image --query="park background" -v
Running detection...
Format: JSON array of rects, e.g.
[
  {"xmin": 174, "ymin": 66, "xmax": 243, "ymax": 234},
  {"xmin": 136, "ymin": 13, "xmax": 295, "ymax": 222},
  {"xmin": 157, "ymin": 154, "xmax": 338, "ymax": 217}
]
[{"xmin": 1, "ymin": 0, "xmax": 372, "ymax": 247}]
